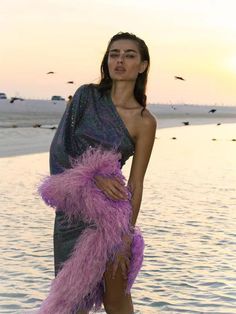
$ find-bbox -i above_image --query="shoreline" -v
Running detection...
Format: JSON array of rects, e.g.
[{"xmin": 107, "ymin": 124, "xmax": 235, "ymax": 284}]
[
  {"xmin": 0, "ymin": 100, "xmax": 235, "ymax": 158},
  {"xmin": 0, "ymin": 99, "xmax": 236, "ymax": 128},
  {"xmin": 0, "ymin": 116, "xmax": 235, "ymax": 131},
  {"xmin": 0, "ymin": 119, "xmax": 235, "ymax": 158}
]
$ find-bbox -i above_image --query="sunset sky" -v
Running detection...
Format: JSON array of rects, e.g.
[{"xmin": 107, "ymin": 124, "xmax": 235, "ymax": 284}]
[{"xmin": 1, "ymin": 0, "xmax": 236, "ymax": 105}]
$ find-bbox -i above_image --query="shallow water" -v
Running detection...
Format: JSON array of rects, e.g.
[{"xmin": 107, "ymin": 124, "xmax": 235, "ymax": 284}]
[{"xmin": 0, "ymin": 123, "xmax": 236, "ymax": 314}]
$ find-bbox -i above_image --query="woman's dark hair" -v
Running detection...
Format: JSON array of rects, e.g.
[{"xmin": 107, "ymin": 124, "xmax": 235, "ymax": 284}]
[{"xmin": 98, "ymin": 32, "xmax": 150, "ymax": 109}]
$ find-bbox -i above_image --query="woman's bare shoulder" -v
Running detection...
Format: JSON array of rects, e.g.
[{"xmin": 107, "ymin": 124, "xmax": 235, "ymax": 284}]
[{"xmin": 138, "ymin": 108, "xmax": 157, "ymax": 131}]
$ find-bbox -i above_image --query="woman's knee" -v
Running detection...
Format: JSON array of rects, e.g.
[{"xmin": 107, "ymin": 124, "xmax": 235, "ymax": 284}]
[
  {"xmin": 104, "ymin": 303, "xmax": 127, "ymax": 314},
  {"xmin": 103, "ymin": 301, "xmax": 118, "ymax": 314},
  {"xmin": 103, "ymin": 294, "xmax": 133, "ymax": 314},
  {"xmin": 103, "ymin": 265, "xmax": 133, "ymax": 313}
]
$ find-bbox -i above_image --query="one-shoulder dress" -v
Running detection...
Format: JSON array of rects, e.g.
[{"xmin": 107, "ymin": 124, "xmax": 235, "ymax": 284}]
[{"xmin": 49, "ymin": 84, "xmax": 135, "ymax": 275}]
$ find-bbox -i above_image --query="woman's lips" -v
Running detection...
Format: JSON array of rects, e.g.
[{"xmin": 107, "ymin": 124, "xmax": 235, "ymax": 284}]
[{"xmin": 114, "ymin": 66, "xmax": 126, "ymax": 72}]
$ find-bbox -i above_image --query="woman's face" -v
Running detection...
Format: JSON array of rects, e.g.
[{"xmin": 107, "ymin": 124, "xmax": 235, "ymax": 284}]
[{"xmin": 107, "ymin": 39, "xmax": 147, "ymax": 82}]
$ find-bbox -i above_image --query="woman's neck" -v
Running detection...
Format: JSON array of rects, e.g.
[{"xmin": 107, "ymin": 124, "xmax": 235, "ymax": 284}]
[{"xmin": 111, "ymin": 81, "xmax": 136, "ymax": 108}]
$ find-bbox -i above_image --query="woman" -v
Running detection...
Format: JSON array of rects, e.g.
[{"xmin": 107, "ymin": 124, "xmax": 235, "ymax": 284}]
[{"xmin": 40, "ymin": 32, "xmax": 156, "ymax": 314}]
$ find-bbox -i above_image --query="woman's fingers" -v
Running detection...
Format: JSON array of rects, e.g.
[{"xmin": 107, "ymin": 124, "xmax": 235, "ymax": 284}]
[
  {"xmin": 120, "ymin": 261, "xmax": 127, "ymax": 279},
  {"xmin": 104, "ymin": 189, "xmax": 120, "ymax": 200},
  {"xmin": 113, "ymin": 180, "xmax": 128, "ymax": 199},
  {"xmin": 122, "ymin": 256, "xmax": 131, "ymax": 279},
  {"xmin": 94, "ymin": 175, "xmax": 128, "ymax": 200},
  {"xmin": 112, "ymin": 259, "xmax": 119, "ymax": 279},
  {"xmin": 102, "ymin": 181, "xmax": 127, "ymax": 200},
  {"xmin": 110, "ymin": 185, "xmax": 127, "ymax": 200},
  {"xmin": 112, "ymin": 256, "xmax": 130, "ymax": 280}
]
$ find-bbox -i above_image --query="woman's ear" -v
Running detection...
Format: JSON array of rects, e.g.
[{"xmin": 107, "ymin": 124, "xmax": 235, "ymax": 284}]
[{"xmin": 139, "ymin": 60, "xmax": 148, "ymax": 74}]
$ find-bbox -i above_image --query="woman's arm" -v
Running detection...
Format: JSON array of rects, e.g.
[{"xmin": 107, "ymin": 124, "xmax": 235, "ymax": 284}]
[
  {"xmin": 128, "ymin": 112, "xmax": 157, "ymax": 226},
  {"xmin": 94, "ymin": 111, "xmax": 156, "ymax": 279},
  {"xmin": 94, "ymin": 111, "xmax": 157, "ymax": 210},
  {"xmin": 111, "ymin": 111, "xmax": 156, "ymax": 279}
]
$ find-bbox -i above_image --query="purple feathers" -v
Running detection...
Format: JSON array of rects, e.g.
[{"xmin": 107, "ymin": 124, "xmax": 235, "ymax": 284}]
[{"xmin": 37, "ymin": 147, "xmax": 144, "ymax": 313}]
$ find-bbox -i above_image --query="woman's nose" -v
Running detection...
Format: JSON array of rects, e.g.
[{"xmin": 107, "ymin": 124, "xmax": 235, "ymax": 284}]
[{"xmin": 117, "ymin": 54, "xmax": 125, "ymax": 63}]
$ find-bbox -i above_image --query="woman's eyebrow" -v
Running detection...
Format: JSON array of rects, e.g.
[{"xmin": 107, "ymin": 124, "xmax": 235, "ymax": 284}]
[{"xmin": 109, "ymin": 49, "xmax": 138, "ymax": 53}]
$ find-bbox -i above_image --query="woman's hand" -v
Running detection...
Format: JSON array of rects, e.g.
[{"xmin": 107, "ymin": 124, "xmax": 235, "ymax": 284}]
[
  {"xmin": 112, "ymin": 234, "xmax": 133, "ymax": 280},
  {"xmin": 94, "ymin": 175, "xmax": 128, "ymax": 200}
]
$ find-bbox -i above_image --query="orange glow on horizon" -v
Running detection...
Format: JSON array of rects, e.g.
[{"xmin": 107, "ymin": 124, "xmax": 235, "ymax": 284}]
[{"xmin": 1, "ymin": 0, "xmax": 236, "ymax": 105}]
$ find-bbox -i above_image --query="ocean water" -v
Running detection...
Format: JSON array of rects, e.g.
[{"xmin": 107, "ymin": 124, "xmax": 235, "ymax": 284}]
[{"xmin": 0, "ymin": 123, "xmax": 236, "ymax": 314}]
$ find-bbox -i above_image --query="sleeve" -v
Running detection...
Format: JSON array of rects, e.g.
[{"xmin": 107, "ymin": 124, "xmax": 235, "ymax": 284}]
[
  {"xmin": 64, "ymin": 84, "xmax": 89, "ymax": 157},
  {"xmin": 50, "ymin": 84, "xmax": 90, "ymax": 174}
]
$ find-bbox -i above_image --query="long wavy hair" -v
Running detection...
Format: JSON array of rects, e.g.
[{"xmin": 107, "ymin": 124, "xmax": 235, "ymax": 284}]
[{"xmin": 97, "ymin": 32, "xmax": 150, "ymax": 109}]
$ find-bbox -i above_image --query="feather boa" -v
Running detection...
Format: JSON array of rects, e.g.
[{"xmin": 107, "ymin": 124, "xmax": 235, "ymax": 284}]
[{"xmin": 37, "ymin": 147, "xmax": 144, "ymax": 313}]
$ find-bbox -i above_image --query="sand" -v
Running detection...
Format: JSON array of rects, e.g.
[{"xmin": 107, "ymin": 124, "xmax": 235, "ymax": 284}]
[{"xmin": 0, "ymin": 99, "xmax": 235, "ymax": 157}]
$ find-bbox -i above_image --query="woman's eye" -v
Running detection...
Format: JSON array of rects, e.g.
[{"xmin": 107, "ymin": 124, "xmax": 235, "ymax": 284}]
[
  {"xmin": 125, "ymin": 54, "xmax": 135, "ymax": 58},
  {"xmin": 109, "ymin": 53, "xmax": 119, "ymax": 58},
  {"xmin": 109, "ymin": 53, "xmax": 136, "ymax": 59}
]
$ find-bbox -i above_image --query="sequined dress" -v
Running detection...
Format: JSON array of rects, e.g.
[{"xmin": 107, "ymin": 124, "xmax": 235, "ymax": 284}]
[{"xmin": 49, "ymin": 84, "xmax": 135, "ymax": 275}]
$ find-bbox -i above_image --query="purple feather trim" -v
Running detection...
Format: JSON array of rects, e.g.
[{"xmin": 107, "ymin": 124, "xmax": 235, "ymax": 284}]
[{"xmin": 37, "ymin": 147, "xmax": 144, "ymax": 313}]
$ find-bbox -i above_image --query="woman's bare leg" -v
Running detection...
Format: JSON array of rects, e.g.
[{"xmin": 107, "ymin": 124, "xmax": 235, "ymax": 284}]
[{"xmin": 103, "ymin": 263, "xmax": 134, "ymax": 314}]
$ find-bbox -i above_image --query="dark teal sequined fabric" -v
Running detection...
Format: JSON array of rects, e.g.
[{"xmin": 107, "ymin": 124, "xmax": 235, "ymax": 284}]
[
  {"xmin": 50, "ymin": 84, "xmax": 135, "ymax": 175},
  {"xmin": 50, "ymin": 84, "xmax": 135, "ymax": 277}
]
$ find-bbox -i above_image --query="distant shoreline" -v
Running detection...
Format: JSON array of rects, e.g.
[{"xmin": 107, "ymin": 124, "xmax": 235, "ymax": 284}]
[
  {"xmin": 0, "ymin": 99, "xmax": 235, "ymax": 129},
  {"xmin": 0, "ymin": 117, "xmax": 235, "ymax": 130},
  {"xmin": 0, "ymin": 99, "xmax": 235, "ymax": 158}
]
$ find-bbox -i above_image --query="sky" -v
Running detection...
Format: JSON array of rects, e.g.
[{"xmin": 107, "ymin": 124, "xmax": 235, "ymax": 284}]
[{"xmin": 1, "ymin": 0, "xmax": 236, "ymax": 105}]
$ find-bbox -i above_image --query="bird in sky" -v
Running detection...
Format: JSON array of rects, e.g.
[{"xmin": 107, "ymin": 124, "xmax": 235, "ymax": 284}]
[
  {"xmin": 208, "ymin": 109, "xmax": 217, "ymax": 113},
  {"xmin": 174, "ymin": 76, "xmax": 185, "ymax": 81},
  {"xmin": 67, "ymin": 81, "xmax": 74, "ymax": 84},
  {"xmin": 10, "ymin": 97, "xmax": 24, "ymax": 103},
  {"xmin": 47, "ymin": 71, "xmax": 55, "ymax": 74}
]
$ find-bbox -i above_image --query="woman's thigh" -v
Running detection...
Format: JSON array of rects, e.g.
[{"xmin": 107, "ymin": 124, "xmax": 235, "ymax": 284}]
[{"xmin": 103, "ymin": 262, "xmax": 133, "ymax": 312}]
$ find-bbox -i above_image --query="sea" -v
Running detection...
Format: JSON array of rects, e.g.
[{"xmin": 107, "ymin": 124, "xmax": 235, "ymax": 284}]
[{"xmin": 0, "ymin": 122, "xmax": 236, "ymax": 314}]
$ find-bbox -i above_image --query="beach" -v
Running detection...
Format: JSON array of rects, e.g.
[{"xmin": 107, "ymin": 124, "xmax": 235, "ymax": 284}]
[
  {"xmin": 0, "ymin": 99, "xmax": 236, "ymax": 313},
  {"xmin": 1, "ymin": 99, "xmax": 236, "ymax": 157}
]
